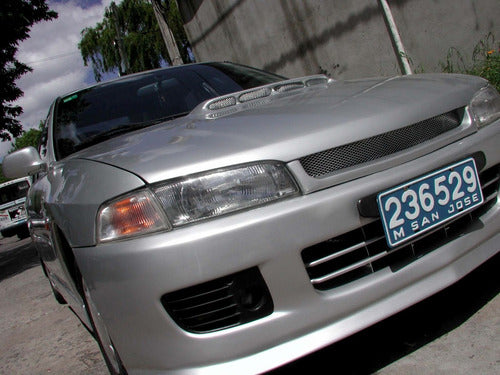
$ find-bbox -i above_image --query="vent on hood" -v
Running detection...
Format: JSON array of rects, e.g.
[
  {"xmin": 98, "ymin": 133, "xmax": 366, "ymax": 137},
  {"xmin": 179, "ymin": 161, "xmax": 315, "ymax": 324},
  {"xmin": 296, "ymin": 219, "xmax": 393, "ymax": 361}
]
[{"xmin": 195, "ymin": 75, "xmax": 331, "ymax": 120}]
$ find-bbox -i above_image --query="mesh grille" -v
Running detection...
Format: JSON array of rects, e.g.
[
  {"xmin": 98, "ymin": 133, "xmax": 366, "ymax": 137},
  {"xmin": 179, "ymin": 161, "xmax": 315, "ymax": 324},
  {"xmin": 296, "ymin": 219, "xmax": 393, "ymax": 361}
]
[
  {"xmin": 301, "ymin": 164, "xmax": 499, "ymax": 291},
  {"xmin": 300, "ymin": 110, "xmax": 462, "ymax": 178}
]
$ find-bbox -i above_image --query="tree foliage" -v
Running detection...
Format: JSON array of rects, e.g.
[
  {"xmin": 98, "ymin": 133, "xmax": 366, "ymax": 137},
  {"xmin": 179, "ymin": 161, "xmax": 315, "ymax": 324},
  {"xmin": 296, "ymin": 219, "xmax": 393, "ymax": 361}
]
[
  {"xmin": 79, "ymin": 0, "xmax": 192, "ymax": 81},
  {"xmin": 9, "ymin": 121, "xmax": 43, "ymax": 154},
  {"xmin": 0, "ymin": 0, "xmax": 57, "ymax": 142}
]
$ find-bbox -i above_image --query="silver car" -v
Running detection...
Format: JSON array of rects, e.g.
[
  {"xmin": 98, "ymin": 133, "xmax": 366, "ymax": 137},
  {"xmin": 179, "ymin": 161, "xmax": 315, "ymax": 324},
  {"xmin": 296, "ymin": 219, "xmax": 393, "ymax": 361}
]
[{"xmin": 3, "ymin": 62, "xmax": 500, "ymax": 375}]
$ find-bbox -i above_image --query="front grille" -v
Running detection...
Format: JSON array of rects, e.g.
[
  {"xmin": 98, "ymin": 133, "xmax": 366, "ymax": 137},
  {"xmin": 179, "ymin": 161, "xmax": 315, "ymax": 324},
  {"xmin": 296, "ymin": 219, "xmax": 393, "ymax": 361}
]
[
  {"xmin": 300, "ymin": 110, "xmax": 462, "ymax": 178},
  {"xmin": 161, "ymin": 267, "xmax": 273, "ymax": 333},
  {"xmin": 302, "ymin": 164, "xmax": 499, "ymax": 291}
]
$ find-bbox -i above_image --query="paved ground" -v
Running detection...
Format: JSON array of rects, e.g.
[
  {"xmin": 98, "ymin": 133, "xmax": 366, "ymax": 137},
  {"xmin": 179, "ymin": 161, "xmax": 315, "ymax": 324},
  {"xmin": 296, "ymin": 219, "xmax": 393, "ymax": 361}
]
[
  {"xmin": 0, "ymin": 236, "xmax": 107, "ymax": 375},
  {"xmin": 271, "ymin": 253, "xmax": 500, "ymax": 375},
  {"xmin": 0, "ymin": 235, "xmax": 498, "ymax": 375}
]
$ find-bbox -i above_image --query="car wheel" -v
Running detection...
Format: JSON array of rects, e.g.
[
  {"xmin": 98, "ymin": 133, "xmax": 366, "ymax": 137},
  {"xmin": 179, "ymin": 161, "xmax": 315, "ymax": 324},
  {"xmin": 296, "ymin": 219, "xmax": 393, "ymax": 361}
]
[
  {"xmin": 17, "ymin": 226, "xmax": 30, "ymax": 239},
  {"xmin": 1, "ymin": 228, "xmax": 14, "ymax": 238},
  {"xmin": 82, "ymin": 277, "xmax": 127, "ymax": 375}
]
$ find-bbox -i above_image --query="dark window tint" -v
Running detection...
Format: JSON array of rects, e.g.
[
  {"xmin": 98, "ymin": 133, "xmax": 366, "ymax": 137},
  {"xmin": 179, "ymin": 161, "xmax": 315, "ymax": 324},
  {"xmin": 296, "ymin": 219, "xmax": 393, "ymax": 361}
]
[
  {"xmin": 0, "ymin": 180, "xmax": 30, "ymax": 205},
  {"xmin": 53, "ymin": 63, "xmax": 285, "ymax": 159}
]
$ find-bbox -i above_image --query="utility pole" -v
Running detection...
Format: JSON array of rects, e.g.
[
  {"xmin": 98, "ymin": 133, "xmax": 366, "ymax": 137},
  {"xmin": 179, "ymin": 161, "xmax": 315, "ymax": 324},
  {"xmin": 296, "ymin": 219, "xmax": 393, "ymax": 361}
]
[
  {"xmin": 151, "ymin": 0, "xmax": 183, "ymax": 66},
  {"xmin": 378, "ymin": 0, "xmax": 412, "ymax": 75},
  {"xmin": 111, "ymin": 2, "xmax": 130, "ymax": 75}
]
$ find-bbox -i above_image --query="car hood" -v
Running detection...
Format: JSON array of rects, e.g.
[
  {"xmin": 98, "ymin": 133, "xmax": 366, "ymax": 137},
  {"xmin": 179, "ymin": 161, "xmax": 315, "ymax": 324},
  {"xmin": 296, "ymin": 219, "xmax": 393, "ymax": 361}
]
[{"xmin": 71, "ymin": 73, "xmax": 486, "ymax": 184}]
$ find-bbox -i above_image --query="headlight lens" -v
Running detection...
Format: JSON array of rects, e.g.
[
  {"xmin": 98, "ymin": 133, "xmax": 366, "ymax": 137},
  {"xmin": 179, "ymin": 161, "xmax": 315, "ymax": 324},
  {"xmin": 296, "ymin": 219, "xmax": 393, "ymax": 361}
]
[
  {"xmin": 98, "ymin": 190, "xmax": 170, "ymax": 242},
  {"xmin": 153, "ymin": 162, "xmax": 299, "ymax": 227},
  {"xmin": 97, "ymin": 162, "xmax": 299, "ymax": 242},
  {"xmin": 470, "ymin": 85, "xmax": 500, "ymax": 128}
]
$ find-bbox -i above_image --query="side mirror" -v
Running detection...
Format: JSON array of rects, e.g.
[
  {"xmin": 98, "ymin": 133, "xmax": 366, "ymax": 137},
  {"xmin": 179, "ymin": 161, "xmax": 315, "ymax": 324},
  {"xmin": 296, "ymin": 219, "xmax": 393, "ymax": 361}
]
[{"xmin": 2, "ymin": 147, "xmax": 47, "ymax": 179}]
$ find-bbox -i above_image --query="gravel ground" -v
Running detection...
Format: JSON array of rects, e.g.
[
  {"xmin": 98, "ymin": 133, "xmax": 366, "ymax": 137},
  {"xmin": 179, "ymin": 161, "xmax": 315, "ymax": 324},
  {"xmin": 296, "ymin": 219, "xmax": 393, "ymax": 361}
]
[
  {"xmin": 0, "ymin": 236, "xmax": 498, "ymax": 375},
  {"xmin": 0, "ymin": 238, "xmax": 107, "ymax": 375}
]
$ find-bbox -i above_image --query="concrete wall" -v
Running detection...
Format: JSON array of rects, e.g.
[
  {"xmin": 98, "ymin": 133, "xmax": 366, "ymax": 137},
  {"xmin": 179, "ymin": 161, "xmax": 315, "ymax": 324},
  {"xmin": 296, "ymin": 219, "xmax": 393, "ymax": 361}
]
[{"xmin": 178, "ymin": 0, "xmax": 499, "ymax": 79}]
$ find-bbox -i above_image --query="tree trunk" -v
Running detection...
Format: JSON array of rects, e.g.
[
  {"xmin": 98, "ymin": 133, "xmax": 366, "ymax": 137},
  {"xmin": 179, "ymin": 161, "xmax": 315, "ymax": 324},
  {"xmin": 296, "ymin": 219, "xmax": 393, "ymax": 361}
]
[{"xmin": 111, "ymin": 2, "xmax": 130, "ymax": 75}]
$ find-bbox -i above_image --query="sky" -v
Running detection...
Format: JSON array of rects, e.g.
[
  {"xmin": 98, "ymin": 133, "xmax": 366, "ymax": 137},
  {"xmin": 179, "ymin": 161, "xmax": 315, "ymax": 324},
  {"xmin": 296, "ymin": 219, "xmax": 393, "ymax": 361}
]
[{"xmin": 1, "ymin": 0, "xmax": 117, "ymax": 157}]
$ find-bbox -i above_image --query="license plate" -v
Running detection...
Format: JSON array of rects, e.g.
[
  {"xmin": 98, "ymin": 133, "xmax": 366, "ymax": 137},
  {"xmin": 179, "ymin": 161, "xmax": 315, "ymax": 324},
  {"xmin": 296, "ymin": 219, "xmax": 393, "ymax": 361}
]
[
  {"xmin": 377, "ymin": 158, "xmax": 483, "ymax": 248},
  {"xmin": 8, "ymin": 206, "xmax": 26, "ymax": 221}
]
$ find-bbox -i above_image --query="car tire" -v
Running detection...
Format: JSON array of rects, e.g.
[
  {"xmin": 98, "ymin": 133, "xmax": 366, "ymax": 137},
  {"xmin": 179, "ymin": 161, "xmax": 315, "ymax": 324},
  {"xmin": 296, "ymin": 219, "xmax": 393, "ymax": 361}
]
[
  {"xmin": 82, "ymin": 277, "xmax": 127, "ymax": 375},
  {"xmin": 1, "ymin": 228, "xmax": 14, "ymax": 238},
  {"xmin": 17, "ymin": 226, "xmax": 30, "ymax": 239}
]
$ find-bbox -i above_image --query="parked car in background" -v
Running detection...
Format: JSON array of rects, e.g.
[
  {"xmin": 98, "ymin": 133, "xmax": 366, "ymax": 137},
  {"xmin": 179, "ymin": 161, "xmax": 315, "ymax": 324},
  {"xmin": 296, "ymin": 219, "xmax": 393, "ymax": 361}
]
[
  {"xmin": 0, "ymin": 176, "xmax": 30, "ymax": 239},
  {"xmin": 3, "ymin": 62, "xmax": 500, "ymax": 375}
]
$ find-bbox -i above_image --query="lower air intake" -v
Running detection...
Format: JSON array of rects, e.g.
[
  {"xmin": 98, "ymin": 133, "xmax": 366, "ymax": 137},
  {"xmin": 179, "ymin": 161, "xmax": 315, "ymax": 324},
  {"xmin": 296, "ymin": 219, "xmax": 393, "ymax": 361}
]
[
  {"xmin": 161, "ymin": 267, "xmax": 273, "ymax": 333},
  {"xmin": 302, "ymin": 164, "xmax": 499, "ymax": 291}
]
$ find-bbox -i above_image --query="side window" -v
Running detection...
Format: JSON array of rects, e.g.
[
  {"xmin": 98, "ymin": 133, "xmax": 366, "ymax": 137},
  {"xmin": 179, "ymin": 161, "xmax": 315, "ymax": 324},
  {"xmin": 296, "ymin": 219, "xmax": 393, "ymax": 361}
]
[
  {"xmin": 32, "ymin": 124, "xmax": 48, "ymax": 183},
  {"xmin": 38, "ymin": 104, "xmax": 53, "ymax": 159},
  {"xmin": 33, "ymin": 105, "xmax": 53, "ymax": 182},
  {"xmin": 38, "ymin": 124, "xmax": 48, "ymax": 158}
]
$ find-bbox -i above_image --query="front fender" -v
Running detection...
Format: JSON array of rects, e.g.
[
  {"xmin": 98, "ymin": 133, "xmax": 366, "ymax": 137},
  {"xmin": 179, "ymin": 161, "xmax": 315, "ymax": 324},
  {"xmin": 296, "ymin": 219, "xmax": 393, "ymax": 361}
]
[{"xmin": 36, "ymin": 158, "xmax": 145, "ymax": 247}]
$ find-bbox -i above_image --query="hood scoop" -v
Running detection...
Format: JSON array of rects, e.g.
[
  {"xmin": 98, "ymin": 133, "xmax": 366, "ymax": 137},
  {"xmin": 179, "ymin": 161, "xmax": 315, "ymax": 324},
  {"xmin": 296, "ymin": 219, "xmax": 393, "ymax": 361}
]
[{"xmin": 190, "ymin": 75, "xmax": 332, "ymax": 120}]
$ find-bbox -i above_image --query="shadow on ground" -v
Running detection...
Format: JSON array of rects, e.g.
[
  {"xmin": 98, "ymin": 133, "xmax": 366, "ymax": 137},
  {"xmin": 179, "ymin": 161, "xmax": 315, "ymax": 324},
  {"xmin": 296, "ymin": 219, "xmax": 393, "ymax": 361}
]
[
  {"xmin": 0, "ymin": 240, "xmax": 39, "ymax": 281},
  {"xmin": 268, "ymin": 253, "xmax": 500, "ymax": 375}
]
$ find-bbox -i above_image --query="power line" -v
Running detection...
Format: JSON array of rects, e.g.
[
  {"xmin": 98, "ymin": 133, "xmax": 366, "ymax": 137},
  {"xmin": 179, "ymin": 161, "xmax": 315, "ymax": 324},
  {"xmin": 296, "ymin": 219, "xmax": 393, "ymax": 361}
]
[{"xmin": 23, "ymin": 51, "xmax": 80, "ymax": 65}]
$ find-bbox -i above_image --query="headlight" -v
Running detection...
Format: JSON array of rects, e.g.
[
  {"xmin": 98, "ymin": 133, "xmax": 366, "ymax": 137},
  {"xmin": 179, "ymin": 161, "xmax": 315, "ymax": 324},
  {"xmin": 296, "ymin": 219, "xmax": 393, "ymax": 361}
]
[
  {"xmin": 98, "ymin": 190, "xmax": 170, "ymax": 242},
  {"xmin": 153, "ymin": 162, "xmax": 299, "ymax": 227},
  {"xmin": 97, "ymin": 162, "xmax": 299, "ymax": 242},
  {"xmin": 470, "ymin": 85, "xmax": 500, "ymax": 128}
]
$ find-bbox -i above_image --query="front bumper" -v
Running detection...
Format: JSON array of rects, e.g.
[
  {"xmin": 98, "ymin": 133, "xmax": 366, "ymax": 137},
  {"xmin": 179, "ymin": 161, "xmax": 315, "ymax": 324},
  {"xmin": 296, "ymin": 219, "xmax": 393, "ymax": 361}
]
[{"xmin": 74, "ymin": 121, "xmax": 500, "ymax": 375}]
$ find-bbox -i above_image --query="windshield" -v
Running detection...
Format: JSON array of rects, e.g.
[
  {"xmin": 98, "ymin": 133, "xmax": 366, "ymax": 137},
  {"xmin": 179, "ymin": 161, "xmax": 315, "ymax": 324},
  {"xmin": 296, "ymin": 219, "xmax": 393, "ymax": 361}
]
[
  {"xmin": 54, "ymin": 63, "xmax": 285, "ymax": 159},
  {"xmin": 0, "ymin": 180, "xmax": 30, "ymax": 205}
]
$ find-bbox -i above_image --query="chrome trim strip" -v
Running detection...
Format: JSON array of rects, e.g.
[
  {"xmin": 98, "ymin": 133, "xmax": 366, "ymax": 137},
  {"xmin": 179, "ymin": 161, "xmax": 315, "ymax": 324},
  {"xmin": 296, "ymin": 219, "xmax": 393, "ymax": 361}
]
[
  {"xmin": 306, "ymin": 235, "xmax": 385, "ymax": 268},
  {"xmin": 310, "ymin": 252, "xmax": 386, "ymax": 284}
]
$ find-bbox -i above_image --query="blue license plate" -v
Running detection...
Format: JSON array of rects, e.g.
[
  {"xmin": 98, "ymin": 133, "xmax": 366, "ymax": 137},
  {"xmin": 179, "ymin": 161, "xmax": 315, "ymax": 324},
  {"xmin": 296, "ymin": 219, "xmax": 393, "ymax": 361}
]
[{"xmin": 377, "ymin": 158, "xmax": 483, "ymax": 248}]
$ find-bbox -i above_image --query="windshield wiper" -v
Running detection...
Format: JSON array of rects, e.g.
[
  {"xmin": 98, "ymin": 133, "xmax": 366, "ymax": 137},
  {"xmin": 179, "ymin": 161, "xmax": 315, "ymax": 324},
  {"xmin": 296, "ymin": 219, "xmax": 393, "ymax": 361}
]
[
  {"xmin": 74, "ymin": 112, "xmax": 191, "ymax": 152},
  {"xmin": 142, "ymin": 112, "xmax": 191, "ymax": 126}
]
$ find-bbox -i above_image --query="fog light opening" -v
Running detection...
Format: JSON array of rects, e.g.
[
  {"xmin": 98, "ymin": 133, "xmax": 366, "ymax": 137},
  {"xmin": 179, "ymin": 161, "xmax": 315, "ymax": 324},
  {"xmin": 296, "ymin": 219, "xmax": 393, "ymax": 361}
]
[{"xmin": 239, "ymin": 286, "xmax": 266, "ymax": 311}]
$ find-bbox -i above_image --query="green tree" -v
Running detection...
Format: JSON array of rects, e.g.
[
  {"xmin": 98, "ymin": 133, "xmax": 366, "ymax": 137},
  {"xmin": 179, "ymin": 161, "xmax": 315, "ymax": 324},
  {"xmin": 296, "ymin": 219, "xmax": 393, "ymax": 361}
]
[
  {"xmin": 9, "ymin": 121, "xmax": 43, "ymax": 153},
  {"xmin": 0, "ymin": 0, "xmax": 57, "ymax": 141},
  {"xmin": 79, "ymin": 0, "xmax": 192, "ymax": 81}
]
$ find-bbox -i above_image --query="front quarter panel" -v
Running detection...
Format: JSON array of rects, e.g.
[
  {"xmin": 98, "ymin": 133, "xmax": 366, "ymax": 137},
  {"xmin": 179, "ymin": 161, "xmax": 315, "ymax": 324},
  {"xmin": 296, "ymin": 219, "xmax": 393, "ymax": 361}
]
[{"xmin": 33, "ymin": 158, "xmax": 146, "ymax": 248}]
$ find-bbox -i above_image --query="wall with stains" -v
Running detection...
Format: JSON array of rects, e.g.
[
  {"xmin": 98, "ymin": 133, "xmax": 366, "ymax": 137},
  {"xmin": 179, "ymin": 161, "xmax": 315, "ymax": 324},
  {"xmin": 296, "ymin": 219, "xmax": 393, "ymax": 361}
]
[{"xmin": 178, "ymin": 0, "xmax": 499, "ymax": 79}]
